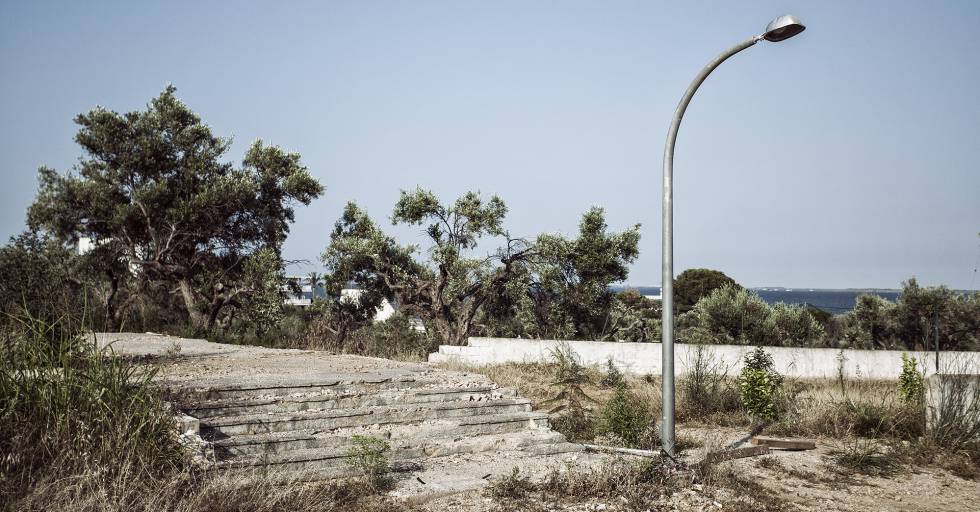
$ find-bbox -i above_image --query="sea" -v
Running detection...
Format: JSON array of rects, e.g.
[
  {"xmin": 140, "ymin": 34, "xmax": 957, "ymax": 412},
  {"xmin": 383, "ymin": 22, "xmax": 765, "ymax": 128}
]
[{"xmin": 613, "ymin": 286, "xmax": 902, "ymax": 314}]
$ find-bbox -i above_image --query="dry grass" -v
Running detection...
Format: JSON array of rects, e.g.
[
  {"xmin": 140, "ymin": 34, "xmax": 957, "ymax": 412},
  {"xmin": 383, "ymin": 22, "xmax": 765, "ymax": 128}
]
[
  {"xmin": 9, "ymin": 468, "xmax": 405, "ymax": 512},
  {"xmin": 436, "ymin": 360, "xmax": 980, "ymax": 481}
]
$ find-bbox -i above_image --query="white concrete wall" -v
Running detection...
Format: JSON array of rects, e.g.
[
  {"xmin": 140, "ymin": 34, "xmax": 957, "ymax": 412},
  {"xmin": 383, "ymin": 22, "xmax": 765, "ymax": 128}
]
[{"xmin": 429, "ymin": 337, "xmax": 980, "ymax": 380}]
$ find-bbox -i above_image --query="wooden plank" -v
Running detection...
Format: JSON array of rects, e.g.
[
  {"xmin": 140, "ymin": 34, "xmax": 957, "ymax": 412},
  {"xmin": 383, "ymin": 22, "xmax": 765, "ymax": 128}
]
[
  {"xmin": 701, "ymin": 445, "xmax": 770, "ymax": 465},
  {"xmin": 751, "ymin": 436, "xmax": 816, "ymax": 450}
]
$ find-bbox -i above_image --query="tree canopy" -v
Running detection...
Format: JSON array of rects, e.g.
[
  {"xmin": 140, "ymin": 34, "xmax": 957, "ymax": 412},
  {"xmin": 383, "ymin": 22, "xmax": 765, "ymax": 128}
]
[
  {"xmin": 27, "ymin": 86, "xmax": 323, "ymax": 331},
  {"xmin": 673, "ymin": 268, "xmax": 741, "ymax": 314}
]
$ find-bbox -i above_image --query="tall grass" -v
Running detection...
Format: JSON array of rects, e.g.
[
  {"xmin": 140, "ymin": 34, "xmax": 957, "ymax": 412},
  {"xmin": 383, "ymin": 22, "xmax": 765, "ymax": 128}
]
[{"xmin": 0, "ymin": 311, "xmax": 184, "ymax": 502}]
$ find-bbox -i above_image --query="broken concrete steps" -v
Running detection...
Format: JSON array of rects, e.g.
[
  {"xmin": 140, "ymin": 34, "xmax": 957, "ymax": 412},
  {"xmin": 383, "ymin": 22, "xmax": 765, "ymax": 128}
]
[
  {"xmin": 203, "ymin": 397, "xmax": 534, "ymax": 436},
  {"xmin": 216, "ymin": 430, "xmax": 580, "ymax": 473},
  {"xmin": 213, "ymin": 411, "xmax": 551, "ymax": 456},
  {"xmin": 173, "ymin": 373, "xmax": 426, "ymax": 402},
  {"xmin": 178, "ymin": 373, "xmax": 580, "ymax": 478},
  {"xmin": 183, "ymin": 385, "xmax": 517, "ymax": 419}
]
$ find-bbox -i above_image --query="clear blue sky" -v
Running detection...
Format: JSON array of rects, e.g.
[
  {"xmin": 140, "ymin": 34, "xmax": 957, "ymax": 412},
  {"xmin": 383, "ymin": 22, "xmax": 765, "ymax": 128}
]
[{"xmin": 2, "ymin": 1, "xmax": 978, "ymax": 289}]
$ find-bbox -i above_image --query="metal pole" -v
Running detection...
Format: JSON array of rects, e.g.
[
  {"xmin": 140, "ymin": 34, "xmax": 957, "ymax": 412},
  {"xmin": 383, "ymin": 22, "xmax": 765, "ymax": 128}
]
[{"xmin": 661, "ymin": 35, "xmax": 761, "ymax": 456}]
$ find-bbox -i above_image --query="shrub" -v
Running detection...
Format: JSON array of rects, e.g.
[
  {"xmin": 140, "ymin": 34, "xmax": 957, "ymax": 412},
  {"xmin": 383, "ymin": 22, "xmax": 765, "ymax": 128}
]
[
  {"xmin": 898, "ymin": 353, "xmax": 925, "ymax": 405},
  {"xmin": 830, "ymin": 438, "xmax": 901, "ymax": 477},
  {"xmin": 600, "ymin": 357, "xmax": 624, "ymax": 388},
  {"xmin": 737, "ymin": 347, "xmax": 783, "ymax": 422},
  {"xmin": 489, "ymin": 467, "xmax": 533, "ymax": 499},
  {"xmin": 303, "ymin": 312, "xmax": 433, "ymax": 361},
  {"xmin": 679, "ymin": 344, "xmax": 741, "ymax": 420},
  {"xmin": 345, "ymin": 436, "xmax": 391, "ymax": 490},
  {"xmin": 544, "ymin": 343, "xmax": 596, "ymax": 441},
  {"xmin": 597, "ymin": 384, "xmax": 655, "ymax": 449},
  {"xmin": 681, "ymin": 285, "xmax": 825, "ymax": 348}
]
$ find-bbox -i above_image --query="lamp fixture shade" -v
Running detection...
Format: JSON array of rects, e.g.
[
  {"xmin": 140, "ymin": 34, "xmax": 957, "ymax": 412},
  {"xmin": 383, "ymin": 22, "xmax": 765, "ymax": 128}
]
[{"xmin": 763, "ymin": 15, "xmax": 805, "ymax": 42}]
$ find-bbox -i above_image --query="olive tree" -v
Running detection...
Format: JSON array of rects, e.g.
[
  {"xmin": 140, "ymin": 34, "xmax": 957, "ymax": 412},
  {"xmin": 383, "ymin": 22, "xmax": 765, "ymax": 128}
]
[
  {"xmin": 27, "ymin": 86, "xmax": 322, "ymax": 331},
  {"xmin": 322, "ymin": 190, "xmax": 533, "ymax": 344}
]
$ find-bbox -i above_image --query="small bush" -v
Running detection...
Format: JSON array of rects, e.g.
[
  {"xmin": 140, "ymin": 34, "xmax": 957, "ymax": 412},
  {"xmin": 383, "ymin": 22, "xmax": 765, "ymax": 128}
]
[
  {"xmin": 737, "ymin": 347, "xmax": 783, "ymax": 422},
  {"xmin": 345, "ymin": 436, "xmax": 391, "ymax": 490},
  {"xmin": 489, "ymin": 467, "xmax": 533, "ymax": 499},
  {"xmin": 597, "ymin": 384, "xmax": 655, "ymax": 449},
  {"xmin": 679, "ymin": 344, "xmax": 741, "ymax": 420},
  {"xmin": 600, "ymin": 357, "xmax": 624, "ymax": 388},
  {"xmin": 551, "ymin": 407, "xmax": 596, "ymax": 442},
  {"xmin": 926, "ymin": 372, "xmax": 980, "ymax": 452},
  {"xmin": 898, "ymin": 353, "xmax": 925, "ymax": 405},
  {"xmin": 544, "ymin": 344, "xmax": 597, "ymax": 441},
  {"xmin": 830, "ymin": 438, "xmax": 901, "ymax": 477}
]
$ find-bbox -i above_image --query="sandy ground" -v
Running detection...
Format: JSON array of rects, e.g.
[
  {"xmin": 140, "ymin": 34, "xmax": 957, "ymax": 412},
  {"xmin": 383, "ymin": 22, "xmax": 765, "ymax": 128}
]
[{"xmin": 98, "ymin": 333, "xmax": 980, "ymax": 511}]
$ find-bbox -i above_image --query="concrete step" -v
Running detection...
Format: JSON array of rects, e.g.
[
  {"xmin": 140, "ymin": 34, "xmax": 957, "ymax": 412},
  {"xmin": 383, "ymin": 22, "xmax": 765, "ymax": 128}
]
[
  {"xmin": 184, "ymin": 385, "xmax": 517, "ymax": 419},
  {"xmin": 212, "ymin": 411, "xmax": 551, "ymax": 457},
  {"xmin": 174, "ymin": 374, "xmax": 428, "ymax": 401},
  {"xmin": 216, "ymin": 430, "xmax": 571, "ymax": 472},
  {"xmin": 203, "ymin": 398, "xmax": 533, "ymax": 436}
]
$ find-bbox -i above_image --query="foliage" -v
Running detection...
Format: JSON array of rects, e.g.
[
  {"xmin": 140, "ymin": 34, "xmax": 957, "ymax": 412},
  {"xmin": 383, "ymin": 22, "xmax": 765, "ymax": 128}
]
[
  {"xmin": 322, "ymin": 191, "xmax": 533, "ymax": 344},
  {"xmin": 836, "ymin": 279, "xmax": 980, "ymax": 351},
  {"xmin": 597, "ymin": 383, "xmax": 655, "ymax": 448},
  {"xmin": 602, "ymin": 289, "xmax": 661, "ymax": 342},
  {"xmin": 27, "ymin": 86, "xmax": 322, "ymax": 332},
  {"xmin": 543, "ymin": 343, "xmax": 596, "ymax": 441},
  {"xmin": 237, "ymin": 248, "xmax": 286, "ymax": 336},
  {"xmin": 0, "ymin": 232, "xmax": 89, "ymax": 338},
  {"xmin": 489, "ymin": 467, "xmax": 533, "ymax": 500},
  {"xmin": 524, "ymin": 207, "xmax": 641, "ymax": 340},
  {"xmin": 830, "ymin": 438, "xmax": 901, "ymax": 477},
  {"xmin": 600, "ymin": 357, "xmax": 624, "ymax": 388},
  {"xmin": 765, "ymin": 303, "xmax": 826, "ymax": 347},
  {"xmin": 737, "ymin": 347, "xmax": 784, "ymax": 422},
  {"xmin": 681, "ymin": 284, "xmax": 824, "ymax": 347},
  {"xmin": 0, "ymin": 313, "xmax": 184, "ymax": 499},
  {"xmin": 673, "ymin": 268, "xmax": 740, "ymax": 314},
  {"xmin": 898, "ymin": 353, "xmax": 925, "ymax": 405},
  {"xmin": 345, "ymin": 436, "xmax": 391, "ymax": 490},
  {"xmin": 303, "ymin": 309, "xmax": 431, "ymax": 361},
  {"xmin": 927, "ymin": 371, "xmax": 980, "ymax": 452},
  {"xmin": 679, "ymin": 344, "xmax": 741, "ymax": 420}
]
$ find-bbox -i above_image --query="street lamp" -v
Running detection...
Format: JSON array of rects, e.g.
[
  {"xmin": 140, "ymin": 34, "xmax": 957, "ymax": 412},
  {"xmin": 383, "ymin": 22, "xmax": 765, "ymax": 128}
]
[{"xmin": 660, "ymin": 15, "xmax": 805, "ymax": 456}]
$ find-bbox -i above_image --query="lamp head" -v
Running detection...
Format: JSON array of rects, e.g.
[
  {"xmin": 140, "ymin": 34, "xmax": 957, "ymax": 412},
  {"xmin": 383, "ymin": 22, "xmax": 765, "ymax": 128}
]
[{"xmin": 763, "ymin": 15, "xmax": 805, "ymax": 42}]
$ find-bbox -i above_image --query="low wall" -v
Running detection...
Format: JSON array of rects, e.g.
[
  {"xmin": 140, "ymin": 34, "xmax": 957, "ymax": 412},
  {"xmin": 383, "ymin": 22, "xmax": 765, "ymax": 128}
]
[{"xmin": 429, "ymin": 337, "xmax": 980, "ymax": 380}]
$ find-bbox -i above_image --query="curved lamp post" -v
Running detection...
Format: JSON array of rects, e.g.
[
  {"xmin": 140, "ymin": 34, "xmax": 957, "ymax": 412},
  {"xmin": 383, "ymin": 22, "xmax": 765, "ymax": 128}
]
[{"xmin": 660, "ymin": 15, "xmax": 806, "ymax": 456}]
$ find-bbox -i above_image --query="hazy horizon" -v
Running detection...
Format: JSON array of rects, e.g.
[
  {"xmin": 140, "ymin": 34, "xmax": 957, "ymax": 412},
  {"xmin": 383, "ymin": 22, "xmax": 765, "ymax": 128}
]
[{"xmin": 2, "ymin": 1, "xmax": 979, "ymax": 290}]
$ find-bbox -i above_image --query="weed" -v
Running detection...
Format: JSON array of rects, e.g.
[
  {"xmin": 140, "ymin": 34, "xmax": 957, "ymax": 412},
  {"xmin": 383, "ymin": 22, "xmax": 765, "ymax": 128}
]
[
  {"xmin": 597, "ymin": 384, "xmax": 655, "ymax": 449},
  {"xmin": 679, "ymin": 344, "xmax": 741, "ymax": 421},
  {"xmin": 600, "ymin": 357, "xmax": 624, "ymax": 388},
  {"xmin": 489, "ymin": 467, "xmax": 534, "ymax": 500},
  {"xmin": 0, "ymin": 313, "xmax": 184, "ymax": 499},
  {"xmin": 345, "ymin": 436, "xmax": 391, "ymax": 490},
  {"xmin": 543, "ymin": 343, "xmax": 596, "ymax": 441},
  {"xmin": 830, "ymin": 438, "xmax": 901, "ymax": 477}
]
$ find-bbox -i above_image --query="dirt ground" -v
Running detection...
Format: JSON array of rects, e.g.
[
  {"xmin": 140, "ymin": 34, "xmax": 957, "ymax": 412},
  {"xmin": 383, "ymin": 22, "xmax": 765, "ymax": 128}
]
[{"xmin": 98, "ymin": 333, "xmax": 980, "ymax": 511}]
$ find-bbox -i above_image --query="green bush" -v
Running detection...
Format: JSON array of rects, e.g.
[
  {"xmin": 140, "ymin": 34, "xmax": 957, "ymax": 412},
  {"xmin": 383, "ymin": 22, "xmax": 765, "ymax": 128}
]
[
  {"xmin": 681, "ymin": 284, "xmax": 824, "ymax": 347},
  {"xmin": 898, "ymin": 353, "xmax": 925, "ymax": 405},
  {"xmin": 737, "ymin": 347, "xmax": 783, "ymax": 422},
  {"xmin": 597, "ymin": 384, "xmax": 655, "ymax": 448},
  {"xmin": 345, "ymin": 436, "xmax": 391, "ymax": 490}
]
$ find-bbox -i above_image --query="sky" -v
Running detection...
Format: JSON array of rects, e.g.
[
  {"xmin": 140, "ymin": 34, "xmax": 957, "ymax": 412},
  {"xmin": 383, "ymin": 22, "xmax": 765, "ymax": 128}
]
[{"xmin": 1, "ymin": 1, "xmax": 978, "ymax": 290}]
